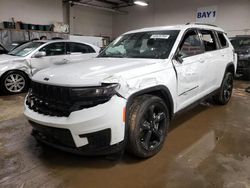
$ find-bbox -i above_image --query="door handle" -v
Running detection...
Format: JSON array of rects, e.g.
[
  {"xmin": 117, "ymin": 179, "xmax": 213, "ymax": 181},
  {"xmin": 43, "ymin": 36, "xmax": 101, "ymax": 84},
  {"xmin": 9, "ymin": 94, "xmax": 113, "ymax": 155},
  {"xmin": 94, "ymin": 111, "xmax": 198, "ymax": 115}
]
[
  {"xmin": 62, "ymin": 59, "xmax": 69, "ymax": 63},
  {"xmin": 54, "ymin": 59, "xmax": 69, "ymax": 65}
]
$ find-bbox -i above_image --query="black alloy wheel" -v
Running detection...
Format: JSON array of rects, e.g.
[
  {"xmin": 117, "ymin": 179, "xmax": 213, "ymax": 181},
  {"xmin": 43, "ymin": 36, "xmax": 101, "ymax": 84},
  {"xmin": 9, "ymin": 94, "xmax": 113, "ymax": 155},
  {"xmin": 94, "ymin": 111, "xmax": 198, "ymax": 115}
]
[{"xmin": 127, "ymin": 95, "xmax": 169, "ymax": 158}]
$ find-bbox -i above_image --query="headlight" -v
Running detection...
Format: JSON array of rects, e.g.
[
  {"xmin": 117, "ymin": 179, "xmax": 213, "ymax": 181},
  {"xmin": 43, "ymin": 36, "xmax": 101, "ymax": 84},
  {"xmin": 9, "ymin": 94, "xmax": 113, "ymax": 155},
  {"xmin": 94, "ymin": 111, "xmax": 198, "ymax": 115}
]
[{"xmin": 71, "ymin": 83, "xmax": 119, "ymax": 99}]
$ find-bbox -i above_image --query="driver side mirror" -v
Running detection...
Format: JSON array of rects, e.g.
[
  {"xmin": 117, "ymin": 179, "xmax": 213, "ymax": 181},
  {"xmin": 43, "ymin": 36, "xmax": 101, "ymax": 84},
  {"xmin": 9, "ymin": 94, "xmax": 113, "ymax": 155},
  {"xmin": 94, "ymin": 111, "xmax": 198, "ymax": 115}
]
[
  {"xmin": 34, "ymin": 51, "xmax": 46, "ymax": 58},
  {"xmin": 174, "ymin": 53, "xmax": 184, "ymax": 63}
]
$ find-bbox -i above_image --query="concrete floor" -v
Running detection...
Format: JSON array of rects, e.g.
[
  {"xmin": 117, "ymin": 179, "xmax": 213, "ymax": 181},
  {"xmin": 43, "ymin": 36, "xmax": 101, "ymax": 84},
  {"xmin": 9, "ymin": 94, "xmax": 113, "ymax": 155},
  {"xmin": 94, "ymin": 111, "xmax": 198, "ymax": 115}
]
[{"xmin": 0, "ymin": 80, "xmax": 250, "ymax": 188}]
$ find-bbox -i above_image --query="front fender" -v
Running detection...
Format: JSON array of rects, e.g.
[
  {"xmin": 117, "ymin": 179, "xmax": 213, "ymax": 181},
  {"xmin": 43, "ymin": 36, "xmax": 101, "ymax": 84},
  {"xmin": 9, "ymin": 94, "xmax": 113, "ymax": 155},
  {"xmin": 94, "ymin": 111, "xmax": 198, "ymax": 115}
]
[{"xmin": 0, "ymin": 60, "xmax": 31, "ymax": 78}]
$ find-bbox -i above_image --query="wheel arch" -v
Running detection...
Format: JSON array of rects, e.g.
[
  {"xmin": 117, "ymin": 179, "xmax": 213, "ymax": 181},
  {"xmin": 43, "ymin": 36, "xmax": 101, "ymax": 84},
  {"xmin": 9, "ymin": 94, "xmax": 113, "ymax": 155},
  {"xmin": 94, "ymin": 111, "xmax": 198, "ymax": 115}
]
[
  {"xmin": 0, "ymin": 69, "xmax": 31, "ymax": 90},
  {"xmin": 225, "ymin": 62, "xmax": 235, "ymax": 77},
  {"xmin": 126, "ymin": 85, "xmax": 174, "ymax": 120},
  {"xmin": 0, "ymin": 69, "xmax": 30, "ymax": 80}
]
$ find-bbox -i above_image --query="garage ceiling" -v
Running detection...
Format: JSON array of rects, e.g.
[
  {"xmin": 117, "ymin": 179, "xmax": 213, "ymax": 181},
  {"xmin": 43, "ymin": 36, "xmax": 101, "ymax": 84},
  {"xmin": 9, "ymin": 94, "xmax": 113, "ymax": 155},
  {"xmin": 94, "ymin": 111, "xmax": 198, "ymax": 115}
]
[{"xmin": 64, "ymin": 0, "xmax": 134, "ymax": 9}]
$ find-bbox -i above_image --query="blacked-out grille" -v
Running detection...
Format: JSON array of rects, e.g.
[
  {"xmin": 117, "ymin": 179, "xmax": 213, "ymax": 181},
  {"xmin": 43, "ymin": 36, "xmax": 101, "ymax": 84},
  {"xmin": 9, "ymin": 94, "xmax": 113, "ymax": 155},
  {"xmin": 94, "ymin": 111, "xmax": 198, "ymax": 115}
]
[
  {"xmin": 26, "ymin": 81, "xmax": 112, "ymax": 117},
  {"xmin": 26, "ymin": 82, "xmax": 72, "ymax": 117}
]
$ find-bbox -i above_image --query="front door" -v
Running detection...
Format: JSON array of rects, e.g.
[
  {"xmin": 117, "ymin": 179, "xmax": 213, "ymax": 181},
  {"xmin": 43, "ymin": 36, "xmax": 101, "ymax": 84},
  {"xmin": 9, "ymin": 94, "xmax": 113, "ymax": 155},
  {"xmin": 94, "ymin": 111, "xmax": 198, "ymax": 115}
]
[
  {"xmin": 30, "ymin": 42, "xmax": 69, "ymax": 75},
  {"xmin": 173, "ymin": 29, "xmax": 206, "ymax": 111}
]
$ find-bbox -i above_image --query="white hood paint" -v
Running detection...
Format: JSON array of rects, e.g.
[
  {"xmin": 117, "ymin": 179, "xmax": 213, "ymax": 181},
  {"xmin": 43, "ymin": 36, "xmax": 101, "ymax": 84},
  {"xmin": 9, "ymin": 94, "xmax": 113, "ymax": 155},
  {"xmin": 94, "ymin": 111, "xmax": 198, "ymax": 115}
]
[
  {"xmin": 32, "ymin": 58, "xmax": 167, "ymax": 87},
  {"xmin": 0, "ymin": 54, "xmax": 26, "ymax": 64}
]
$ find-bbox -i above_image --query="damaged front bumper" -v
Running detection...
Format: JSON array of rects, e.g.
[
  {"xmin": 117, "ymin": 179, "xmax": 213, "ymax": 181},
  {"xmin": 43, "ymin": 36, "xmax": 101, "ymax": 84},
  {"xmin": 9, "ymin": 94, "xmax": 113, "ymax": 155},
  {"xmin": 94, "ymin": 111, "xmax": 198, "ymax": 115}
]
[{"xmin": 24, "ymin": 95, "xmax": 127, "ymax": 155}]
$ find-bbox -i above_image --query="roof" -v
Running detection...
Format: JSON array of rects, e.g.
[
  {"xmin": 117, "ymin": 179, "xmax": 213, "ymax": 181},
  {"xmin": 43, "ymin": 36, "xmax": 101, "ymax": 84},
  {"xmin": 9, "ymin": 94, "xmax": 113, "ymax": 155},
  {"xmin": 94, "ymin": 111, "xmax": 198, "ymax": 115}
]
[
  {"xmin": 124, "ymin": 24, "xmax": 225, "ymax": 35},
  {"xmin": 32, "ymin": 40, "xmax": 100, "ymax": 49}
]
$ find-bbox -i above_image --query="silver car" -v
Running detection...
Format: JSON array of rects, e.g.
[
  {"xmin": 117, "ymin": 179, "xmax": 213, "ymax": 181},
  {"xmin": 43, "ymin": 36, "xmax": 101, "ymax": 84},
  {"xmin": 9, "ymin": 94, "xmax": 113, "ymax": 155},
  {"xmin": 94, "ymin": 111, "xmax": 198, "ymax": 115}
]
[{"xmin": 0, "ymin": 40, "xmax": 100, "ymax": 94}]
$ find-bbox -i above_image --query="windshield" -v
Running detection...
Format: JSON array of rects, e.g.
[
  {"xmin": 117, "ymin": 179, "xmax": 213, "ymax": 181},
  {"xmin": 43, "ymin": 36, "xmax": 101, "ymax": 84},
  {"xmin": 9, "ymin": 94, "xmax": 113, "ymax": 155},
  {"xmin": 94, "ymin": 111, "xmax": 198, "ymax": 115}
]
[
  {"xmin": 98, "ymin": 30, "xmax": 180, "ymax": 59},
  {"xmin": 8, "ymin": 42, "xmax": 45, "ymax": 57},
  {"xmin": 231, "ymin": 38, "xmax": 250, "ymax": 48}
]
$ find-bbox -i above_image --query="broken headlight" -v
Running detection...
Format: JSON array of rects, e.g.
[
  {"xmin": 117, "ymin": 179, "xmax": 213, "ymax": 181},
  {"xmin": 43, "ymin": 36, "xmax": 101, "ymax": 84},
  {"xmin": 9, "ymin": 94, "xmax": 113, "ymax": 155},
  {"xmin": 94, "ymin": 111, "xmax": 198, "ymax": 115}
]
[{"xmin": 70, "ymin": 83, "xmax": 119, "ymax": 99}]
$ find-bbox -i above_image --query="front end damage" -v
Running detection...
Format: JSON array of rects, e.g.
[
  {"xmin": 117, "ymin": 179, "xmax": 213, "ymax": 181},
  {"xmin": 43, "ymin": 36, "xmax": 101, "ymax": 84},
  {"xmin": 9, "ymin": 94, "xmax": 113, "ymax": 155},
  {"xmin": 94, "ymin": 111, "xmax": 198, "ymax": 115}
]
[{"xmin": 24, "ymin": 80, "xmax": 127, "ymax": 155}]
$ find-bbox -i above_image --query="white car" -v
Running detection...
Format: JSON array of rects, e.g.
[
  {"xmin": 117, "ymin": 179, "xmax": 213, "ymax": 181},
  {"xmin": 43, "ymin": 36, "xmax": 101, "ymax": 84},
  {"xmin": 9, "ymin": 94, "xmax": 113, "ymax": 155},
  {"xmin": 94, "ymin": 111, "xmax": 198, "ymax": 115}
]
[
  {"xmin": 0, "ymin": 40, "xmax": 100, "ymax": 94},
  {"xmin": 24, "ymin": 24, "xmax": 237, "ymax": 158}
]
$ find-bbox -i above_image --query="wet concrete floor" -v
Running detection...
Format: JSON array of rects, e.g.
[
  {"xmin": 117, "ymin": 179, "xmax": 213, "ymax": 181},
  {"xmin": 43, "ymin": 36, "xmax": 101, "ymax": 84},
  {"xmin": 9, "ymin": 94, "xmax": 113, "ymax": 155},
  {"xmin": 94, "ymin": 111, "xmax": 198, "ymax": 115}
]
[{"xmin": 0, "ymin": 80, "xmax": 250, "ymax": 188}]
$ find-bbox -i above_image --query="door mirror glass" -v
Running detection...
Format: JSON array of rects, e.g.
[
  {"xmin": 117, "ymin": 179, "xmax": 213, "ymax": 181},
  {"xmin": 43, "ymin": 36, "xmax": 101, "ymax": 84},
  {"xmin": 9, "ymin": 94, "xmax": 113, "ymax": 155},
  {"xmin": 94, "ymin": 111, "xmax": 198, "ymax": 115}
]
[{"xmin": 34, "ymin": 51, "xmax": 46, "ymax": 58}]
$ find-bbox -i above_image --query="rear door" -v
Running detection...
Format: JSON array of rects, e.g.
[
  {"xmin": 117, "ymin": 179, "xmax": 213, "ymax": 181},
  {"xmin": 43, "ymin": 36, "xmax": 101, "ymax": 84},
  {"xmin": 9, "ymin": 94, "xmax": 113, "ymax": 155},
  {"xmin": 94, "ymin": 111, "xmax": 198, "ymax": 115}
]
[
  {"xmin": 66, "ymin": 42, "xmax": 97, "ymax": 63},
  {"xmin": 215, "ymin": 32, "xmax": 233, "ymax": 86},
  {"xmin": 30, "ymin": 42, "xmax": 69, "ymax": 75},
  {"xmin": 197, "ymin": 29, "xmax": 220, "ymax": 93},
  {"xmin": 173, "ymin": 29, "xmax": 206, "ymax": 110}
]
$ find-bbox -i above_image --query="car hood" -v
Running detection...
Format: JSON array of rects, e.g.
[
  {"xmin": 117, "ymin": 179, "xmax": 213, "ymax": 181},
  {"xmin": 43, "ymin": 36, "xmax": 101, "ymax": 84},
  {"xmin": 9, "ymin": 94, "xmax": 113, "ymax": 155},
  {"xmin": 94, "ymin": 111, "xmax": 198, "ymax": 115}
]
[
  {"xmin": 32, "ymin": 58, "xmax": 166, "ymax": 87},
  {"xmin": 0, "ymin": 54, "xmax": 25, "ymax": 64}
]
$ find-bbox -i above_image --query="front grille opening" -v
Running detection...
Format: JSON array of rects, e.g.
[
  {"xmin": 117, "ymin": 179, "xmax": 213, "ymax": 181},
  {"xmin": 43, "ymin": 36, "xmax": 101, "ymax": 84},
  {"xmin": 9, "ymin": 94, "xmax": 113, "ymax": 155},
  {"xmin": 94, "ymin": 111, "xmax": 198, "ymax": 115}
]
[{"xmin": 26, "ymin": 82, "xmax": 112, "ymax": 117}]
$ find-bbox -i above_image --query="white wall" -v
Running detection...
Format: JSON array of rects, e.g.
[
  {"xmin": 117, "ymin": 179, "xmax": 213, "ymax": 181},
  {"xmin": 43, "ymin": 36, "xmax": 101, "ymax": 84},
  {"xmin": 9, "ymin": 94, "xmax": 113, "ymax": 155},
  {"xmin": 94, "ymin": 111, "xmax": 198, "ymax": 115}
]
[
  {"xmin": 113, "ymin": 0, "xmax": 250, "ymax": 37},
  {"xmin": 69, "ymin": 5, "xmax": 113, "ymax": 37},
  {"xmin": 0, "ymin": 0, "xmax": 249, "ymax": 39},
  {"xmin": 0, "ymin": 0, "xmax": 63, "ymax": 24}
]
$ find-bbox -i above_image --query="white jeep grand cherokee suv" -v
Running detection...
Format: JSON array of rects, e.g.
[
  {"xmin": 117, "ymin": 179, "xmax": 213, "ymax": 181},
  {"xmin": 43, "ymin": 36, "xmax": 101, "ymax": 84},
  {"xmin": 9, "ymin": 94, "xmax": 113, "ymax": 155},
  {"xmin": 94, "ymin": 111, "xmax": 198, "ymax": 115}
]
[{"xmin": 24, "ymin": 24, "xmax": 236, "ymax": 158}]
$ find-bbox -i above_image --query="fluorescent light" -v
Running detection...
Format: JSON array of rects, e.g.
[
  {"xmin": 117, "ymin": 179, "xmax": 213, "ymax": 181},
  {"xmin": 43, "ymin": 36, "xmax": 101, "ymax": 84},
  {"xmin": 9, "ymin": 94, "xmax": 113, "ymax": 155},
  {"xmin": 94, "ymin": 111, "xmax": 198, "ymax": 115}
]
[{"xmin": 134, "ymin": 0, "xmax": 148, "ymax": 6}]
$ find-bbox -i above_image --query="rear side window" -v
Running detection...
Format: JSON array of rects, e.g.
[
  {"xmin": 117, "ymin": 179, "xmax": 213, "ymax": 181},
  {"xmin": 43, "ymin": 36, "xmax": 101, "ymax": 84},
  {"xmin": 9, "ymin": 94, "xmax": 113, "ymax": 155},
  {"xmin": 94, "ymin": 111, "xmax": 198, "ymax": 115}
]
[
  {"xmin": 39, "ymin": 42, "xmax": 66, "ymax": 56},
  {"xmin": 199, "ymin": 30, "xmax": 217, "ymax": 52},
  {"xmin": 217, "ymin": 32, "xmax": 229, "ymax": 48},
  {"xmin": 178, "ymin": 30, "xmax": 204, "ymax": 58},
  {"xmin": 67, "ymin": 43, "xmax": 95, "ymax": 54}
]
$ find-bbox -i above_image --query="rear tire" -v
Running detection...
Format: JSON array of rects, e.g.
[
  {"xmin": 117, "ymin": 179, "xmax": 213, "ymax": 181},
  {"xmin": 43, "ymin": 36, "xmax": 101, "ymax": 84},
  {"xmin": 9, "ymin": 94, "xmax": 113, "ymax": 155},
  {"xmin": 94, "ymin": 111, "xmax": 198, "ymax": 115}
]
[
  {"xmin": 127, "ymin": 95, "xmax": 169, "ymax": 158},
  {"xmin": 213, "ymin": 72, "xmax": 234, "ymax": 105},
  {"xmin": 0, "ymin": 71, "xmax": 29, "ymax": 94}
]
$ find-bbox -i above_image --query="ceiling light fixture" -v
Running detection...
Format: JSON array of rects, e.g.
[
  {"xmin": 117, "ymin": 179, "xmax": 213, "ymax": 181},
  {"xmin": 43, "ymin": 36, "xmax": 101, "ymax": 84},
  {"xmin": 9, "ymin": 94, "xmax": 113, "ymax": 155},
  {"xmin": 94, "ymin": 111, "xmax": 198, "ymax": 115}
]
[{"xmin": 134, "ymin": 0, "xmax": 148, "ymax": 6}]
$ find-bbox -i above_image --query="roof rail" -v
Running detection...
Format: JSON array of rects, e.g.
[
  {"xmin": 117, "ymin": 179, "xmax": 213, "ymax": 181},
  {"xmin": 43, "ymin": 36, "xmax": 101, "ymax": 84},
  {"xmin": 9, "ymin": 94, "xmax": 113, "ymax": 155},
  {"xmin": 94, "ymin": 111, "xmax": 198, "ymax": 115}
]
[{"xmin": 186, "ymin": 22, "xmax": 218, "ymax": 27}]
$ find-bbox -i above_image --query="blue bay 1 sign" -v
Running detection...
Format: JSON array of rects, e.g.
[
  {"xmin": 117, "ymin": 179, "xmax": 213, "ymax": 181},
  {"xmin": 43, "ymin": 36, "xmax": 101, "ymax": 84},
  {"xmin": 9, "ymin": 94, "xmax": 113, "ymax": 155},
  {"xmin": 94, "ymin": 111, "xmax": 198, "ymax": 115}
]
[{"xmin": 196, "ymin": 6, "xmax": 218, "ymax": 23}]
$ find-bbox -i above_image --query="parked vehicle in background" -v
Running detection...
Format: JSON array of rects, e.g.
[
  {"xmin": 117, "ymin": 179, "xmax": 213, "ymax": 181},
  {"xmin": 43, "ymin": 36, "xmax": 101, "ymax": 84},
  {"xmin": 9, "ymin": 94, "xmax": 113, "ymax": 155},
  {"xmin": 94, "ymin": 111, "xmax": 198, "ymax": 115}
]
[
  {"xmin": 0, "ymin": 40, "xmax": 100, "ymax": 94},
  {"xmin": 0, "ymin": 43, "xmax": 8, "ymax": 54},
  {"xmin": 7, "ymin": 41, "xmax": 30, "ymax": 52},
  {"xmin": 24, "ymin": 24, "xmax": 236, "ymax": 158},
  {"xmin": 230, "ymin": 35, "xmax": 250, "ymax": 80}
]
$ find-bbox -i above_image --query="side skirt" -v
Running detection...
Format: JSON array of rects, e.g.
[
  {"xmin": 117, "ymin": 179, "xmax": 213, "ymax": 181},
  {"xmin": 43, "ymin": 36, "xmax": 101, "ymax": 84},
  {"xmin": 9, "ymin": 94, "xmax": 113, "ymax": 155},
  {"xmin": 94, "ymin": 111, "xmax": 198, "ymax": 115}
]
[{"xmin": 173, "ymin": 88, "xmax": 220, "ymax": 119}]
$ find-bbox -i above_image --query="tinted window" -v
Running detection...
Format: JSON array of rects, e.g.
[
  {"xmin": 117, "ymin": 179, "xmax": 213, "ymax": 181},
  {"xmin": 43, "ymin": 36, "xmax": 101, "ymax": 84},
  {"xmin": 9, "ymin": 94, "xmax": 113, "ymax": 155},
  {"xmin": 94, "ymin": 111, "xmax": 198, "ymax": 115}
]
[
  {"xmin": 199, "ymin": 30, "xmax": 217, "ymax": 51},
  {"xmin": 67, "ymin": 43, "xmax": 95, "ymax": 54},
  {"xmin": 179, "ymin": 30, "xmax": 204, "ymax": 58},
  {"xmin": 217, "ymin": 32, "xmax": 228, "ymax": 48},
  {"xmin": 40, "ymin": 42, "xmax": 66, "ymax": 56},
  {"xmin": 98, "ymin": 30, "xmax": 180, "ymax": 59}
]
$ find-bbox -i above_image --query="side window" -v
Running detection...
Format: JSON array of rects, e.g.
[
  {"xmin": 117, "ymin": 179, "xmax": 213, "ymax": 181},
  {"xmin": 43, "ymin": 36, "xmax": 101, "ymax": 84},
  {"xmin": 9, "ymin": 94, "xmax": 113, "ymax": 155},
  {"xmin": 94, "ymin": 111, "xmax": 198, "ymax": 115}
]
[
  {"xmin": 199, "ymin": 30, "xmax": 217, "ymax": 51},
  {"xmin": 217, "ymin": 32, "xmax": 229, "ymax": 48},
  {"xmin": 179, "ymin": 30, "xmax": 204, "ymax": 58},
  {"xmin": 67, "ymin": 43, "xmax": 95, "ymax": 54},
  {"xmin": 40, "ymin": 42, "xmax": 65, "ymax": 56}
]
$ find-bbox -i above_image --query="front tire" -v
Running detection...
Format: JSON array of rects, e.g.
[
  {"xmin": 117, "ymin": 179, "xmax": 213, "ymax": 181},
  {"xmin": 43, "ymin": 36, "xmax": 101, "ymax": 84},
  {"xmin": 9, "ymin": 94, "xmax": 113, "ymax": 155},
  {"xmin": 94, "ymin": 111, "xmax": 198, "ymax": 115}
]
[
  {"xmin": 127, "ymin": 95, "xmax": 169, "ymax": 158},
  {"xmin": 0, "ymin": 71, "xmax": 29, "ymax": 94},
  {"xmin": 213, "ymin": 72, "xmax": 234, "ymax": 105}
]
